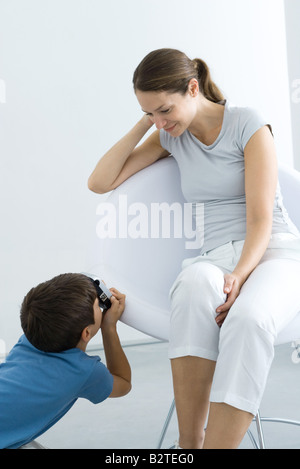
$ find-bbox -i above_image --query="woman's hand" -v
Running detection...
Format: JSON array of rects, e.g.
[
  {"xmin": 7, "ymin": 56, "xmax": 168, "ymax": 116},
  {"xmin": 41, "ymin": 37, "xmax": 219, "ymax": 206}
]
[
  {"xmin": 215, "ymin": 273, "xmax": 243, "ymax": 327},
  {"xmin": 88, "ymin": 115, "xmax": 157, "ymax": 194},
  {"xmin": 140, "ymin": 113, "xmax": 155, "ymax": 130}
]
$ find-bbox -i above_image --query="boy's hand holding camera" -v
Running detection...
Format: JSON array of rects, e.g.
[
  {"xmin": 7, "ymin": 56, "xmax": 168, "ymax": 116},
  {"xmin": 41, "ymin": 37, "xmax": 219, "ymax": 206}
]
[
  {"xmin": 101, "ymin": 288, "xmax": 126, "ymax": 329},
  {"xmin": 101, "ymin": 288, "xmax": 131, "ymax": 398}
]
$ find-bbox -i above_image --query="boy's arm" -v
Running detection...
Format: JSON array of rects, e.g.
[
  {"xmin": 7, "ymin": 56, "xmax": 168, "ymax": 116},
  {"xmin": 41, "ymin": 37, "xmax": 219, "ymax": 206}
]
[{"xmin": 101, "ymin": 289, "xmax": 131, "ymax": 397}]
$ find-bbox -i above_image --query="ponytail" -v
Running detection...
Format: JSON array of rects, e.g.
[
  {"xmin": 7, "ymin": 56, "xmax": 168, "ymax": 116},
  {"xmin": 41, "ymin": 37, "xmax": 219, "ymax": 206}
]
[
  {"xmin": 192, "ymin": 58, "xmax": 224, "ymax": 103},
  {"xmin": 133, "ymin": 48, "xmax": 224, "ymax": 104}
]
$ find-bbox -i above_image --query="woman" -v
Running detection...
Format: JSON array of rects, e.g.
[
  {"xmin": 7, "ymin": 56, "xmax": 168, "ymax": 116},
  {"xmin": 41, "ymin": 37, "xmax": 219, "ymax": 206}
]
[{"xmin": 88, "ymin": 48, "xmax": 300, "ymax": 449}]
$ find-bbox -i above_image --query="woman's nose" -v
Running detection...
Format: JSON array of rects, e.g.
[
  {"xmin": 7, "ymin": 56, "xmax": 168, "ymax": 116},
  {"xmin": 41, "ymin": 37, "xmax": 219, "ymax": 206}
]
[{"xmin": 153, "ymin": 117, "xmax": 167, "ymax": 130}]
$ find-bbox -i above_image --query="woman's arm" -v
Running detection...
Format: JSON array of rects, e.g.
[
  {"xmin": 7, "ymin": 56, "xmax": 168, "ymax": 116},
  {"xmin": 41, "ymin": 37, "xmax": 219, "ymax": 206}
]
[
  {"xmin": 88, "ymin": 116, "xmax": 169, "ymax": 194},
  {"xmin": 215, "ymin": 125, "xmax": 277, "ymax": 325}
]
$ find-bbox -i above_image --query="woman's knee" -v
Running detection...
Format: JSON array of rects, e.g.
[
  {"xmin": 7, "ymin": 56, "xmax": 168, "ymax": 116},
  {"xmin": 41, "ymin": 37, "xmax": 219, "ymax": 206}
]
[
  {"xmin": 169, "ymin": 263, "xmax": 225, "ymax": 359},
  {"xmin": 170, "ymin": 263, "xmax": 226, "ymax": 314},
  {"xmin": 221, "ymin": 299, "xmax": 276, "ymax": 344},
  {"xmin": 218, "ymin": 302, "xmax": 275, "ymax": 385}
]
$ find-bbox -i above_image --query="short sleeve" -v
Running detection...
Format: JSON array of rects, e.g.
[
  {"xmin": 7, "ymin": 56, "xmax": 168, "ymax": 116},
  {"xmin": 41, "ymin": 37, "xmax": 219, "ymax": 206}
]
[
  {"xmin": 79, "ymin": 357, "xmax": 114, "ymax": 404},
  {"xmin": 238, "ymin": 107, "xmax": 272, "ymax": 151}
]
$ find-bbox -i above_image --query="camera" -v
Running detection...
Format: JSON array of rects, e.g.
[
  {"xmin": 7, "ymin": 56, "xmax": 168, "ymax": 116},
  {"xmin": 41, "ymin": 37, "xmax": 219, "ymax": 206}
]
[
  {"xmin": 82, "ymin": 273, "xmax": 112, "ymax": 312},
  {"xmin": 93, "ymin": 278, "xmax": 112, "ymax": 312}
]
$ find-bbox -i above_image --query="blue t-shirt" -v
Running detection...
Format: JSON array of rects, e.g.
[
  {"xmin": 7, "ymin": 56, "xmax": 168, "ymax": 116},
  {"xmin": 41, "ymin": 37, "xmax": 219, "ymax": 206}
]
[{"xmin": 0, "ymin": 335, "xmax": 113, "ymax": 449}]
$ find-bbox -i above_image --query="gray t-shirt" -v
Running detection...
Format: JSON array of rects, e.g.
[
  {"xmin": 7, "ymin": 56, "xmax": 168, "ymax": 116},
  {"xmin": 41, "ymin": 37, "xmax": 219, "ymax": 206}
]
[{"xmin": 160, "ymin": 101, "xmax": 298, "ymax": 254}]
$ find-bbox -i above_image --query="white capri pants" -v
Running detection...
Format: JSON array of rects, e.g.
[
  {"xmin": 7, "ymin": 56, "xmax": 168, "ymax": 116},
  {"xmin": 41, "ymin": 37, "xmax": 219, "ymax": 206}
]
[{"xmin": 169, "ymin": 234, "xmax": 300, "ymax": 415}]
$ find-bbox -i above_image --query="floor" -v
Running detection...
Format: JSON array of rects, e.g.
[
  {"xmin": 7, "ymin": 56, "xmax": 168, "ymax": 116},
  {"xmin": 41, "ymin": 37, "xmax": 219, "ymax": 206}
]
[{"xmin": 36, "ymin": 339, "xmax": 300, "ymax": 450}]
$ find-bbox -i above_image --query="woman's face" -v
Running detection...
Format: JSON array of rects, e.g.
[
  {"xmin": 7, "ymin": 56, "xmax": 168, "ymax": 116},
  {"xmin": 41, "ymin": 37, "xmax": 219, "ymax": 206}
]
[{"xmin": 136, "ymin": 86, "xmax": 198, "ymax": 137}]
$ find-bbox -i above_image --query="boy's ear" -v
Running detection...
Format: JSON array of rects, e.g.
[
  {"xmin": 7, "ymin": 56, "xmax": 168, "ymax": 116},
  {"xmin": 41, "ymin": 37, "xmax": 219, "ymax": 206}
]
[{"xmin": 81, "ymin": 326, "xmax": 92, "ymax": 344}]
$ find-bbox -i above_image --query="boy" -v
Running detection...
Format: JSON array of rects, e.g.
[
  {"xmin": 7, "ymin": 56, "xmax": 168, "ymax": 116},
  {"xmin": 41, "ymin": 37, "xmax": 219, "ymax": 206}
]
[{"xmin": 0, "ymin": 273, "xmax": 131, "ymax": 449}]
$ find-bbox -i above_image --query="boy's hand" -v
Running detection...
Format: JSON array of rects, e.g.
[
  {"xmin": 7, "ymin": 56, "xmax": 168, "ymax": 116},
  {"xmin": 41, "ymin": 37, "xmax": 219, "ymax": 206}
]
[
  {"xmin": 101, "ymin": 288, "xmax": 126, "ymax": 328},
  {"xmin": 100, "ymin": 288, "xmax": 131, "ymax": 397}
]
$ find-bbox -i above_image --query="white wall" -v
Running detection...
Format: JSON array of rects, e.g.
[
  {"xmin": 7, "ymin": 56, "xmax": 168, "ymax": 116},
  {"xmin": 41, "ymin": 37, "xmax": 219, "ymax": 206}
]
[
  {"xmin": 284, "ymin": 0, "xmax": 300, "ymax": 170},
  {"xmin": 0, "ymin": 0, "xmax": 292, "ymax": 352}
]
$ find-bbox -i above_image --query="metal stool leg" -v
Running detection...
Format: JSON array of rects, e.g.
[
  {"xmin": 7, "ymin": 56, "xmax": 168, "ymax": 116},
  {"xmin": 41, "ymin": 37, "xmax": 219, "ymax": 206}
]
[
  {"xmin": 157, "ymin": 400, "xmax": 266, "ymax": 449},
  {"xmin": 157, "ymin": 401, "xmax": 300, "ymax": 449},
  {"xmin": 255, "ymin": 410, "xmax": 266, "ymax": 449},
  {"xmin": 156, "ymin": 399, "xmax": 176, "ymax": 449}
]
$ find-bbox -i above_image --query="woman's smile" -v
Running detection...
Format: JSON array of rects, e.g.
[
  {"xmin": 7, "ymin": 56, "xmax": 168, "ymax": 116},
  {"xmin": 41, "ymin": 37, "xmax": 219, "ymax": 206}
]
[{"xmin": 164, "ymin": 123, "xmax": 177, "ymax": 133}]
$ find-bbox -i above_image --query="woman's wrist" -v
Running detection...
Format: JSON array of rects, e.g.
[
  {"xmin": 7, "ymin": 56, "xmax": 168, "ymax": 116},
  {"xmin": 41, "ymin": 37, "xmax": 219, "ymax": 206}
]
[
  {"xmin": 231, "ymin": 268, "xmax": 248, "ymax": 285},
  {"xmin": 137, "ymin": 114, "xmax": 154, "ymax": 132}
]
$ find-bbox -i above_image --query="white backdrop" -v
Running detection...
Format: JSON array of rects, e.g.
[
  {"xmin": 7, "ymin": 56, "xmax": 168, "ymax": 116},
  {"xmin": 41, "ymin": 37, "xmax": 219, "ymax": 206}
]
[
  {"xmin": 0, "ymin": 0, "xmax": 294, "ymax": 352},
  {"xmin": 284, "ymin": 0, "xmax": 300, "ymax": 170}
]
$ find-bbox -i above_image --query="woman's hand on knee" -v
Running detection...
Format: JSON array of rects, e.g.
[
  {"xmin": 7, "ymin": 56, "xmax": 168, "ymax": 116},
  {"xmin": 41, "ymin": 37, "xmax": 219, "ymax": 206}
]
[{"xmin": 215, "ymin": 273, "xmax": 242, "ymax": 326}]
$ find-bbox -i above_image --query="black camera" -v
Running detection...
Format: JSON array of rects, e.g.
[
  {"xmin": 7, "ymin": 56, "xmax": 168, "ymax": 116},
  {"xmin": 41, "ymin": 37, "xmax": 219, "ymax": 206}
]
[
  {"xmin": 92, "ymin": 278, "xmax": 112, "ymax": 312},
  {"xmin": 82, "ymin": 273, "xmax": 112, "ymax": 312}
]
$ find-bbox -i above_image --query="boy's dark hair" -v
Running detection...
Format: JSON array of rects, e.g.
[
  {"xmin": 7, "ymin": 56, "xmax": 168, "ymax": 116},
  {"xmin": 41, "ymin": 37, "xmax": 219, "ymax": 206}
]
[{"xmin": 20, "ymin": 273, "xmax": 97, "ymax": 353}]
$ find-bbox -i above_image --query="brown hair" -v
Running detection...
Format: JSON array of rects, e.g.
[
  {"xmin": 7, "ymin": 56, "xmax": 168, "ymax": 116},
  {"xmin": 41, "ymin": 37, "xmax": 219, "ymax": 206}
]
[
  {"xmin": 133, "ymin": 48, "xmax": 224, "ymax": 103},
  {"xmin": 20, "ymin": 273, "xmax": 97, "ymax": 353}
]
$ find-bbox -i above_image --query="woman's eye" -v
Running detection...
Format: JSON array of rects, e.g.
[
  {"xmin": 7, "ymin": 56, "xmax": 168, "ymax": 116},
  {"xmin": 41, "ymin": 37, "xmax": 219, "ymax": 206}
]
[{"xmin": 144, "ymin": 108, "xmax": 171, "ymax": 116}]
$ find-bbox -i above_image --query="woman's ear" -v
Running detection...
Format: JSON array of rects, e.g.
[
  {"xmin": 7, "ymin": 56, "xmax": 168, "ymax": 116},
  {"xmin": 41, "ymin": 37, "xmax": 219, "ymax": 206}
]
[{"xmin": 188, "ymin": 78, "xmax": 199, "ymax": 97}]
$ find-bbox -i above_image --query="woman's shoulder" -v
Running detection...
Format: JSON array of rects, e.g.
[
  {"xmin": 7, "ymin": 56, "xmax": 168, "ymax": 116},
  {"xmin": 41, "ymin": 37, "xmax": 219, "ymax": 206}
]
[
  {"xmin": 226, "ymin": 101, "xmax": 264, "ymax": 122},
  {"xmin": 226, "ymin": 101, "xmax": 270, "ymax": 150}
]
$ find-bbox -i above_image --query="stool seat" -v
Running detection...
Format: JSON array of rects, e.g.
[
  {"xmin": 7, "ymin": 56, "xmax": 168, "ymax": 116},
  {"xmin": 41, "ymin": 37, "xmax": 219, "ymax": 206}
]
[{"xmin": 90, "ymin": 157, "xmax": 300, "ymax": 345}]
